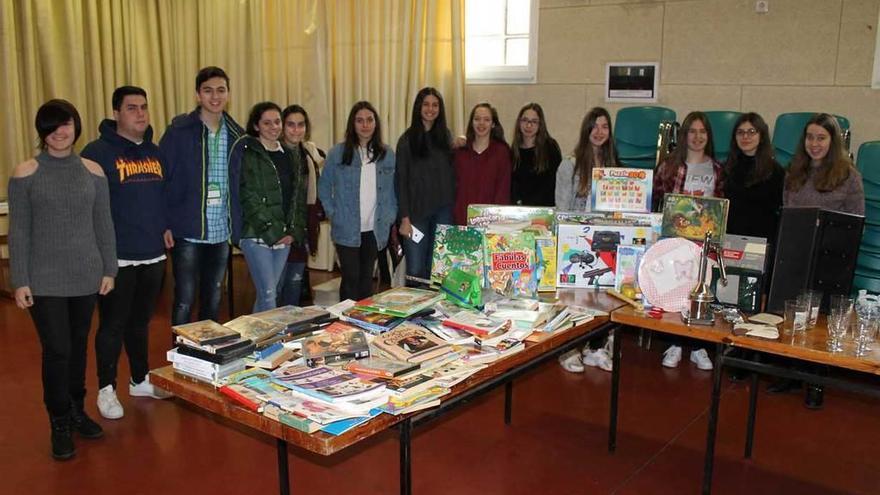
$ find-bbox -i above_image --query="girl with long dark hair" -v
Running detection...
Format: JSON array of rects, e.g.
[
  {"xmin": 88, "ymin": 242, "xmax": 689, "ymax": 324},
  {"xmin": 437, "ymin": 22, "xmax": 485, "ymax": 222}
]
[{"xmin": 396, "ymin": 88, "xmax": 455, "ymax": 284}]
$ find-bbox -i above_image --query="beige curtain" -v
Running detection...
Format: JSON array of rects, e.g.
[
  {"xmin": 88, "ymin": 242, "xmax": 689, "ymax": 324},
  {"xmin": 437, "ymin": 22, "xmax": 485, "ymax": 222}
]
[{"xmin": 0, "ymin": 0, "xmax": 464, "ymax": 192}]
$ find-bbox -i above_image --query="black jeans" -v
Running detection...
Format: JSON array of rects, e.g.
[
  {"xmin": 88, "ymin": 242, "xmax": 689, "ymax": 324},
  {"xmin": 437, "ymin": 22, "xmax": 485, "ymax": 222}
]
[
  {"xmin": 336, "ymin": 232, "xmax": 378, "ymax": 301},
  {"xmin": 96, "ymin": 261, "xmax": 165, "ymax": 389},
  {"xmin": 29, "ymin": 294, "xmax": 97, "ymax": 417},
  {"xmin": 171, "ymin": 239, "xmax": 229, "ymax": 325}
]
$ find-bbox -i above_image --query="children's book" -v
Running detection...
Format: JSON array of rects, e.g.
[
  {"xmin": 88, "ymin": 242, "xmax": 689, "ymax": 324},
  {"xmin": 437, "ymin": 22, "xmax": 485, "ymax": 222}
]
[
  {"xmin": 431, "ymin": 224, "xmax": 486, "ymax": 285},
  {"xmin": 535, "ymin": 236, "xmax": 557, "ymax": 292},
  {"xmin": 660, "ymin": 193, "xmax": 730, "ymax": 243},
  {"xmin": 354, "ymin": 287, "xmax": 445, "ymax": 318},
  {"xmin": 372, "ymin": 322, "xmax": 452, "ymax": 363},
  {"xmin": 614, "ymin": 245, "xmax": 646, "ymax": 294},
  {"xmin": 590, "ymin": 167, "xmax": 653, "ymax": 213},
  {"xmin": 484, "ymin": 230, "xmax": 538, "ymax": 298}
]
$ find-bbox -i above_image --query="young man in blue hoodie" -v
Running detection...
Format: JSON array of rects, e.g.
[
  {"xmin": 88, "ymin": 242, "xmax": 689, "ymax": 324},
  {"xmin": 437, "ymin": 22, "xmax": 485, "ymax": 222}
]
[
  {"xmin": 81, "ymin": 86, "xmax": 173, "ymax": 420},
  {"xmin": 160, "ymin": 67, "xmax": 244, "ymax": 326}
]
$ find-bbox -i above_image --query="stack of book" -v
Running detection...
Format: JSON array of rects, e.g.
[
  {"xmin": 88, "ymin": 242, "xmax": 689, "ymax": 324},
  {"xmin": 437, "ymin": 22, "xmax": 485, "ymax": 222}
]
[{"xmin": 170, "ymin": 320, "xmax": 253, "ymax": 384}]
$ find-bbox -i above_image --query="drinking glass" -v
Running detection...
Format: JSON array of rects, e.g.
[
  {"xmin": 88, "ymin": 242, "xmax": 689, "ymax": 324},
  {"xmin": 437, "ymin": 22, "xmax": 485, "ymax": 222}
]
[
  {"xmin": 854, "ymin": 299, "xmax": 879, "ymax": 356},
  {"xmin": 799, "ymin": 290, "xmax": 822, "ymax": 328},
  {"xmin": 784, "ymin": 299, "xmax": 808, "ymax": 334},
  {"xmin": 826, "ymin": 309, "xmax": 847, "ymax": 352}
]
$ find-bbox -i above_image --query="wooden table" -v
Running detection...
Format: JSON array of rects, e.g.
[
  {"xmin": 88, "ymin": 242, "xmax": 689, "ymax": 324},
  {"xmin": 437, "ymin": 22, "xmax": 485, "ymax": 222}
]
[
  {"xmin": 609, "ymin": 307, "xmax": 880, "ymax": 495},
  {"xmin": 151, "ymin": 290, "xmax": 626, "ymax": 495}
]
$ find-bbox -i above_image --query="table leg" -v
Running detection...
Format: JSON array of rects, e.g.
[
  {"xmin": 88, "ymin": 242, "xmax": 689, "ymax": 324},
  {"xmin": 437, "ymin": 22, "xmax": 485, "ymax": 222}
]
[
  {"xmin": 399, "ymin": 418, "xmax": 412, "ymax": 495},
  {"xmin": 608, "ymin": 326, "xmax": 621, "ymax": 453},
  {"xmin": 504, "ymin": 381, "xmax": 513, "ymax": 425},
  {"xmin": 702, "ymin": 343, "xmax": 724, "ymax": 495},
  {"xmin": 744, "ymin": 362, "xmax": 759, "ymax": 459},
  {"xmin": 276, "ymin": 438, "xmax": 290, "ymax": 495},
  {"xmin": 227, "ymin": 248, "xmax": 235, "ymax": 319}
]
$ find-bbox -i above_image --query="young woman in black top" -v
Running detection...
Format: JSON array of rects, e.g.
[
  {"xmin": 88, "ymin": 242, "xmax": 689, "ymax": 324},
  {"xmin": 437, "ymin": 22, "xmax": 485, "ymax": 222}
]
[
  {"xmin": 724, "ymin": 112, "xmax": 784, "ymax": 241},
  {"xmin": 396, "ymin": 87, "xmax": 455, "ymax": 284},
  {"xmin": 510, "ymin": 103, "xmax": 561, "ymax": 206}
]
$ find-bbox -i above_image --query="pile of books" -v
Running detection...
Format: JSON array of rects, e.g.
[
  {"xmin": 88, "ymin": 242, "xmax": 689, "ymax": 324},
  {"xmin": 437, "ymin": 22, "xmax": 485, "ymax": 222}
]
[
  {"xmin": 169, "ymin": 306, "xmax": 334, "ymax": 383},
  {"xmin": 168, "ymin": 284, "xmax": 609, "ymax": 435}
]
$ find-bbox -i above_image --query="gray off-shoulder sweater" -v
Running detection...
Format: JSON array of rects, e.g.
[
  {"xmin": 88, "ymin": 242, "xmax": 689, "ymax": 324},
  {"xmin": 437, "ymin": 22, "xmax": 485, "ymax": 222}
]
[{"xmin": 8, "ymin": 151, "xmax": 117, "ymax": 297}]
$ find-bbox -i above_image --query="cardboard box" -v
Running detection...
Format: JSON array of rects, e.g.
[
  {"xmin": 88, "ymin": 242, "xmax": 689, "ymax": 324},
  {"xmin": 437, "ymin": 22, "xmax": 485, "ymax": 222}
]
[{"xmin": 556, "ymin": 219, "xmax": 657, "ymax": 288}]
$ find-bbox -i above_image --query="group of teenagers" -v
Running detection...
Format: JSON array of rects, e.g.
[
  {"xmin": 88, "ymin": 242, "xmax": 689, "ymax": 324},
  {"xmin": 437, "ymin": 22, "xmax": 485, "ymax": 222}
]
[{"xmin": 7, "ymin": 64, "xmax": 864, "ymax": 461}]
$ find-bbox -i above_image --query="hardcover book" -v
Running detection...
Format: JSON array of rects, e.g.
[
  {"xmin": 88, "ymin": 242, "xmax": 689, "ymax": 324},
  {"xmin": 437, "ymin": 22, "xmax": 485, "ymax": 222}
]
[
  {"xmin": 430, "ymin": 224, "xmax": 486, "ymax": 285},
  {"xmin": 354, "ymin": 287, "xmax": 445, "ymax": 318},
  {"xmin": 484, "ymin": 230, "xmax": 538, "ymax": 298},
  {"xmin": 372, "ymin": 322, "xmax": 452, "ymax": 363},
  {"xmin": 251, "ymin": 305, "xmax": 333, "ymax": 331},
  {"xmin": 172, "ymin": 320, "xmax": 240, "ymax": 346},
  {"xmin": 301, "ymin": 322, "xmax": 370, "ymax": 366},
  {"xmin": 223, "ymin": 315, "xmax": 285, "ymax": 345},
  {"xmin": 660, "ymin": 193, "xmax": 730, "ymax": 243}
]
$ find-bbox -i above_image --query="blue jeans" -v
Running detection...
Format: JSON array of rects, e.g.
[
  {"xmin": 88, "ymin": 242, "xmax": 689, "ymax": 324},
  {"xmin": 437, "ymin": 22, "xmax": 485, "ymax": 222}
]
[
  {"xmin": 171, "ymin": 239, "xmax": 229, "ymax": 325},
  {"xmin": 278, "ymin": 261, "xmax": 306, "ymax": 306},
  {"xmin": 240, "ymin": 238, "xmax": 290, "ymax": 313},
  {"xmin": 403, "ymin": 205, "xmax": 453, "ymax": 285}
]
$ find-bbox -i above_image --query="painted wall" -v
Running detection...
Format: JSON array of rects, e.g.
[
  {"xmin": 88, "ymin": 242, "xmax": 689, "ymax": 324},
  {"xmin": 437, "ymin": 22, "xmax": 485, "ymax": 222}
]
[{"xmin": 465, "ymin": 0, "xmax": 880, "ymax": 160}]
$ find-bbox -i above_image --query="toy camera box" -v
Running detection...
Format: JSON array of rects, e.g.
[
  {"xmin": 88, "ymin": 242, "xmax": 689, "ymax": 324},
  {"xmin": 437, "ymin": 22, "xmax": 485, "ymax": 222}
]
[{"xmin": 556, "ymin": 218, "xmax": 657, "ymax": 288}]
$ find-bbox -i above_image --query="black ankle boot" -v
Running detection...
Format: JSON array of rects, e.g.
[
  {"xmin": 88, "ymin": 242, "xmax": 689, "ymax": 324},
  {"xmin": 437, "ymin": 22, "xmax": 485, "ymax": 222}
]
[
  {"xmin": 71, "ymin": 403, "xmax": 104, "ymax": 439},
  {"xmin": 49, "ymin": 414, "xmax": 76, "ymax": 461},
  {"xmin": 805, "ymin": 384, "xmax": 825, "ymax": 410}
]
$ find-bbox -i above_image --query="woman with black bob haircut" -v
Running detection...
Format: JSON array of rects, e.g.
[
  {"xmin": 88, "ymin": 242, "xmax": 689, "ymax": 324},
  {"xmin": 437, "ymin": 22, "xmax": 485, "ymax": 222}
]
[
  {"xmin": 318, "ymin": 101, "xmax": 397, "ymax": 300},
  {"xmin": 511, "ymin": 102, "xmax": 562, "ymax": 207},
  {"xmin": 9, "ymin": 99, "xmax": 117, "ymax": 460},
  {"xmin": 723, "ymin": 112, "xmax": 785, "ymax": 241},
  {"xmin": 396, "ymin": 87, "xmax": 455, "ymax": 285},
  {"xmin": 277, "ymin": 104, "xmax": 326, "ymax": 306},
  {"xmin": 231, "ymin": 101, "xmax": 305, "ymax": 313},
  {"xmin": 453, "ymin": 102, "xmax": 511, "ymax": 225}
]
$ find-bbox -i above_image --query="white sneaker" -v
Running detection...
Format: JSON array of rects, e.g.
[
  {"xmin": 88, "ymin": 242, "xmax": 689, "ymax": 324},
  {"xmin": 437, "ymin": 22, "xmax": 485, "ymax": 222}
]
[
  {"xmin": 582, "ymin": 348, "xmax": 613, "ymax": 372},
  {"xmin": 662, "ymin": 345, "xmax": 682, "ymax": 368},
  {"xmin": 97, "ymin": 384, "xmax": 124, "ymax": 419},
  {"xmin": 559, "ymin": 350, "xmax": 585, "ymax": 373},
  {"xmin": 130, "ymin": 376, "xmax": 174, "ymax": 399},
  {"xmin": 690, "ymin": 349, "xmax": 714, "ymax": 371}
]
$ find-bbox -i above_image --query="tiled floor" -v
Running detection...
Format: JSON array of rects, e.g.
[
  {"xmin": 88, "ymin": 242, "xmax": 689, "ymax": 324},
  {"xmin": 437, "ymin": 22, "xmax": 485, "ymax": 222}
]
[{"xmin": 2, "ymin": 261, "xmax": 879, "ymax": 494}]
